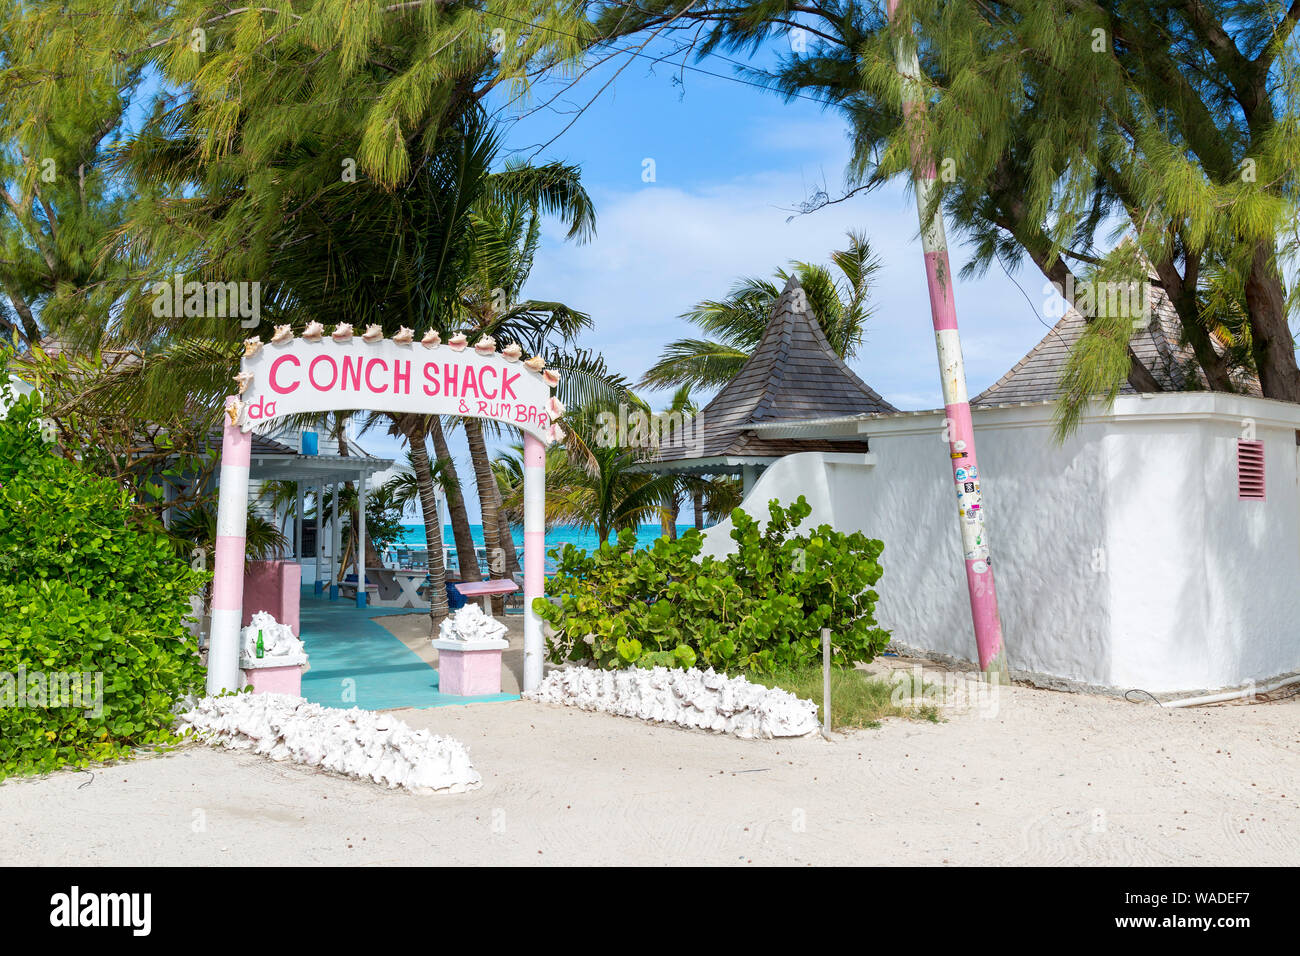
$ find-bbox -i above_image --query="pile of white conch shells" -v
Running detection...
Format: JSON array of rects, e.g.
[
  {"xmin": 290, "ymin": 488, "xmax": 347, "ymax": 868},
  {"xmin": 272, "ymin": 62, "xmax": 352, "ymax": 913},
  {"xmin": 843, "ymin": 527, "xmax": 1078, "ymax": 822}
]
[
  {"xmin": 525, "ymin": 666, "xmax": 819, "ymax": 739},
  {"xmin": 177, "ymin": 693, "xmax": 482, "ymax": 793},
  {"xmin": 436, "ymin": 603, "xmax": 507, "ymax": 643},
  {"xmin": 240, "ymin": 610, "xmax": 307, "ymax": 664}
]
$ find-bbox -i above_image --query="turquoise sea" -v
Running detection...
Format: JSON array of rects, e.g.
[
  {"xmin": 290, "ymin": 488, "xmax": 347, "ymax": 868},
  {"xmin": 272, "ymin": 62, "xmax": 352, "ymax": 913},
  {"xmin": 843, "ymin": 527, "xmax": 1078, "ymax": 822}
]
[
  {"xmin": 387, "ymin": 522, "xmax": 698, "ymax": 577},
  {"xmin": 395, "ymin": 523, "xmax": 696, "ymax": 554}
]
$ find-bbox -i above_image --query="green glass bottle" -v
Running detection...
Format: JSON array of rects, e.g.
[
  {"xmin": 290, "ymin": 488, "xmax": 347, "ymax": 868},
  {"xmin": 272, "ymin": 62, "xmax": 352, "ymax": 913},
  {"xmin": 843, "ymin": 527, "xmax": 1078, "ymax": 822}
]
[{"xmin": 256, "ymin": 629, "xmax": 265, "ymax": 659}]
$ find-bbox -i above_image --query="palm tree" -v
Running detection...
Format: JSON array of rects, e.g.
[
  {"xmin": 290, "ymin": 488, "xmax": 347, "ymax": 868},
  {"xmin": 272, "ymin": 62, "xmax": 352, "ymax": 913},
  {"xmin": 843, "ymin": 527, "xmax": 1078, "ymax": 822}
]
[
  {"xmin": 543, "ymin": 443, "xmax": 681, "ymax": 544},
  {"xmin": 453, "ymin": 159, "xmax": 595, "ymax": 583},
  {"xmin": 171, "ymin": 503, "xmax": 289, "ymax": 563},
  {"xmin": 429, "ymin": 416, "xmax": 481, "ymax": 584},
  {"xmin": 170, "ymin": 502, "xmax": 290, "ymax": 626},
  {"xmin": 255, "ymin": 479, "xmax": 305, "ymax": 543},
  {"xmin": 383, "ymin": 448, "xmax": 460, "ymax": 513},
  {"xmin": 529, "ymin": 397, "xmax": 680, "ymax": 543},
  {"xmin": 639, "ymin": 231, "xmax": 882, "ymax": 391},
  {"xmin": 653, "ymin": 385, "xmax": 698, "ymax": 540}
]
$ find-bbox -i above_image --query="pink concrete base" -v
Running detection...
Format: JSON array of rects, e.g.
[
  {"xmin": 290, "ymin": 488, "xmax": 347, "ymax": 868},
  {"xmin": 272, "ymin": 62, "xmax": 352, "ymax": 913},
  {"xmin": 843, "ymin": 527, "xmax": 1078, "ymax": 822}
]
[
  {"xmin": 438, "ymin": 648, "xmax": 504, "ymax": 696},
  {"xmin": 243, "ymin": 560, "xmax": 302, "ymax": 636},
  {"xmin": 240, "ymin": 663, "xmax": 303, "ymax": 696}
]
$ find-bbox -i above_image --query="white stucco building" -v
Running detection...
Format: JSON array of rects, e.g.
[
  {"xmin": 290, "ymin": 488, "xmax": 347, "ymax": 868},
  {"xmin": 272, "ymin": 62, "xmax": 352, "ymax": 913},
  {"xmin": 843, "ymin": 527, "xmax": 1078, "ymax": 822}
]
[{"xmin": 651, "ymin": 279, "xmax": 1300, "ymax": 695}]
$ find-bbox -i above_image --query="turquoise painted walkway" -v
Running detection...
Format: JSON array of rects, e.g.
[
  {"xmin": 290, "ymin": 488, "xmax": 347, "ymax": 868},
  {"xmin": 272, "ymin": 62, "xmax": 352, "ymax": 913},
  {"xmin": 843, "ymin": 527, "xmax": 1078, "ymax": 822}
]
[{"xmin": 297, "ymin": 588, "xmax": 518, "ymax": 711}]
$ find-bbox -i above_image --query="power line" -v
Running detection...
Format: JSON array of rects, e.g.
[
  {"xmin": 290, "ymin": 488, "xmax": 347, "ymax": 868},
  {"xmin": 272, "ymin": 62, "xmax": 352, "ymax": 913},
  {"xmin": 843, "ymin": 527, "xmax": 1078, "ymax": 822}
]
[{"xmin": 481, "ymin": 9, "xmax": 833, "ymax": 107}]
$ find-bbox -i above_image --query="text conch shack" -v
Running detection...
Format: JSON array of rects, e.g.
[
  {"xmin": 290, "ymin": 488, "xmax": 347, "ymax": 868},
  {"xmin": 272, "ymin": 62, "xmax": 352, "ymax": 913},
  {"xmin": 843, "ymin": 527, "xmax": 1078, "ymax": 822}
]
[{"xmin": 232, "ymin": 334, "xmax": 561, "ymax": 445}]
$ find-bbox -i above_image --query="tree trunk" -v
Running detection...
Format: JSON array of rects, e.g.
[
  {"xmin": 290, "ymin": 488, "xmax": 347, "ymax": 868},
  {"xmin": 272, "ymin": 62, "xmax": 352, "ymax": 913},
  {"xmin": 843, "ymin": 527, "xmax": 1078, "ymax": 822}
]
[
  {"xmin": 463, "ymin": 418, "xmax": 500, "ymax": 570},
  {"xmin": 1151, "ymin": 253, "xmax": 1235, "ymax": 392},
  {"xmin": 472, "ymin": 427, "xmax": 521, "ymax": 577},
  {"xmin": 660, "ymin": 496, "xmax": 679, "ymax": 540},
  {"xmin": 464, "ymin": 417, "xmax": 506, "ymax": 612},
  {"xmin": 347, "ymin": 486, "xmax": 384, "ymax": 572},
  {"xmin": 1244, "ymin": 239, "xmax": 1300, "ymax": 401},
  {"xmin": 430, "ymin": 417, "xmax": 480, "ymax": 582},
  {"xmin": 693, "ymin": 488, "xmax": 705, "ymax": 531},
  {"xmin": 496, "ymin": 483, "xmax": 522, "ymax": 579},
  {"xmin": 403, "ymin": 418, "xmax": 449, "ymax": 632}
]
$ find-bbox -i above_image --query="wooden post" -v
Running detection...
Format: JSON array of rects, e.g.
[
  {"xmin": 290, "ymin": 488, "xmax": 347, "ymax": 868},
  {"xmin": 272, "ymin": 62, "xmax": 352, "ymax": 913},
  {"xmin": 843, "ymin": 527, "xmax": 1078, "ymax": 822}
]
[{"xmin": 822, "ymin": 626, "xmax": 831, "ymax": 737}]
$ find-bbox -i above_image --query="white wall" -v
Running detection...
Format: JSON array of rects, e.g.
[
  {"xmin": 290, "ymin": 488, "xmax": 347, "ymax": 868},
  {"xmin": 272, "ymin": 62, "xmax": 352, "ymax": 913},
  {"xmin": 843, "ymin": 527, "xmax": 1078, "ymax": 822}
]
[
  {"xmin": 0, "ymin": 374, "xmax": 35, "ymax": 416},
  {"xmin": 702, "ymin": 394, "xmax": 1300, "ymax": 693},
  {"xmin": 1103, "ymin": 395, "xmax": 1300, "ymax": 691}
]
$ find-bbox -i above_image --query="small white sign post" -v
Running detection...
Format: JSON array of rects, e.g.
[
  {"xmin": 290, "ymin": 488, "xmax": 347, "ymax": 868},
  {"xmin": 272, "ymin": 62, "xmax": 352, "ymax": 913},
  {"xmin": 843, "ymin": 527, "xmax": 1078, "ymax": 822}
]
[
  {"xmin": 822, "ymin": 626, "xmax": 831, "ymax": 738},
  {"xmin": 207, "ymin": 333, "xmax": 559, "ymax": 696}
]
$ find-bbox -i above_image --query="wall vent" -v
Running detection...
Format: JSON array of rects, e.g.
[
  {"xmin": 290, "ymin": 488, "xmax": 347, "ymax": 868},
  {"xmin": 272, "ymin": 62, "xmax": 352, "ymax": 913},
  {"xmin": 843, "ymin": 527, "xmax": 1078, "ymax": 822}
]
[{"xmin": 1237, "ymin": 439, "xmax": 1265, "ymax": 500}]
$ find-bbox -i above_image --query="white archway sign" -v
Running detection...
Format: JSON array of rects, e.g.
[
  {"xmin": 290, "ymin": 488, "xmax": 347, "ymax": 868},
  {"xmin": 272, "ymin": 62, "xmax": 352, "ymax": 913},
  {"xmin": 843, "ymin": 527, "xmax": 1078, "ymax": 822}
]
[{"xmin": 207, "ymin": 328, "xmax": 560, "ymax": 697}]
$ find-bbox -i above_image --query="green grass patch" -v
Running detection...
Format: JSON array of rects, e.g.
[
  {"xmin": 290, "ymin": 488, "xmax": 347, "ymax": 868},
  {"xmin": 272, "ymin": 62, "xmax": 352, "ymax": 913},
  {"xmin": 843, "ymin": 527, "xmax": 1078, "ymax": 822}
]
[{"xmin": 745, "ymin": 665, "xmax": 943, "ymax": 731}]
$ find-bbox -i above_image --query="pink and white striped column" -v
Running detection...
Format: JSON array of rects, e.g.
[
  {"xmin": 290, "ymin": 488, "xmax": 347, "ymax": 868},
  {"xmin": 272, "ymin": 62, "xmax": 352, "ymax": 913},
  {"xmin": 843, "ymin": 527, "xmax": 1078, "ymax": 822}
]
[
  {"xmin": 208, "ymin": 396, "xmax": 251, "ymax": 694},
  {"xmin": 888, "ymin": 0, "xmax": 1009, "ymax": 680},
  {"xmin": 522, "ymin": 433, "xmax": 546, "ymax": 692}
]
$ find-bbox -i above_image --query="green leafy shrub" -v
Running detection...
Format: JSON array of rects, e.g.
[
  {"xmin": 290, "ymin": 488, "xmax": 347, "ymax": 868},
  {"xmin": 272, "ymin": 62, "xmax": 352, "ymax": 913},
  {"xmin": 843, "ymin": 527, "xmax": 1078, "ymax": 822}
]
[
  {"xmin": 0, "ymin": 381, "xmax": 208, "ymax": 778},
  {"xmin": 534, "ymin": 496, "xmax": 890, "ymax": 673}
]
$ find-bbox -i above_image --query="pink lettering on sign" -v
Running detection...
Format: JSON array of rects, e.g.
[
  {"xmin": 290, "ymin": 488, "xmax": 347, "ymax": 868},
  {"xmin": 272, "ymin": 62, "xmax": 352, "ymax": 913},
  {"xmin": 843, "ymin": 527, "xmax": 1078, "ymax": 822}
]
[
  {"xmin": 247, "ymin": 394, "xmax": 277, "ymax": 419},
  {"xmin": 251, "ymin": 349, "xmax": 548, "ymax": 439},
  {"xmin": 269, "ymin": 355, "xmax": 300, "ymax": 394},
  {"xmin": 461, "ymin": 366, "xmax": 480, "ymax": 399},
  {"xmin": 341, "ymin": 355, "xmax": 363, "ymax": 391},
  {"xmin": 310, "ymin": 355, "xmax": 338, "ymax": 390}
]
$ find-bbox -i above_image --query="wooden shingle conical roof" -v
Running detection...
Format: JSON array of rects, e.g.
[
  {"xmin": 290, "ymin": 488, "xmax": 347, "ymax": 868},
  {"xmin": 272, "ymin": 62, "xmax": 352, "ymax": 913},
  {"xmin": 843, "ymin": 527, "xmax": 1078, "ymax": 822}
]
[
  {"xmin": 972, "ymin": 279, "xmax": 1260, "ymax": 406},
  {"xmin": 651, "ymin": 276, "xmax": 896, "ymax": 465}
]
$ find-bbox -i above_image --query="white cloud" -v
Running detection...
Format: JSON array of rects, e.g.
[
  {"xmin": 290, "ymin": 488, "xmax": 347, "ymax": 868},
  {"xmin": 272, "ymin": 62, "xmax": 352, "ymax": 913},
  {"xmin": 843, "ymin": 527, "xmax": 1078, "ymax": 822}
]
[
  {"xmin": 526, "ymin": 161, "xmax": 1054, "ymax": 410},
  {"xmin": 350, "ymin": 118, "xmax": 1062, "ymax": 522}
]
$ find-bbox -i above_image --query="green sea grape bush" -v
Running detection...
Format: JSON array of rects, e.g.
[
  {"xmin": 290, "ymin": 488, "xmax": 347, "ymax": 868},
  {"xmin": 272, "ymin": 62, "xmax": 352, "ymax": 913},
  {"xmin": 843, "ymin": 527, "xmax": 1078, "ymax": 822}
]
[
  {"xmin": 0, "ymin": 377, "xmax": 209, "ymax": 778},
  {"xmin": 534, "ymin": 496, "xmax": 890, "ymax": 673}
]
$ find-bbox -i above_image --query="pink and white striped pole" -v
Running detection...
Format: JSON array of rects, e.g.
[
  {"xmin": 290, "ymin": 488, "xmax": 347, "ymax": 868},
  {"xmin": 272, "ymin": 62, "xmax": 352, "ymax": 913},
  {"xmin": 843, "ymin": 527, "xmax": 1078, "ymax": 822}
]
[
  {"xmin": 887, "ymin": 0, "xmax": 1009, "ymax": 680},
  {"xmin": 522, "ymin": 433, "xmax": 547, "ymax": 691},
  {"xmin": 208, "ymin": 396, "xmax": 251, "ymax": 694}
]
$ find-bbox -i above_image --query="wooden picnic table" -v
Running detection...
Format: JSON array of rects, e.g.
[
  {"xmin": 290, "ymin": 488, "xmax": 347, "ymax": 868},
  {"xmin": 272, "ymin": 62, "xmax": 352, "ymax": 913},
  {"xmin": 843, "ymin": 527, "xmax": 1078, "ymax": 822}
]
[{"xmin": 454, "ymin": 578, "xmax": 519, "ymax": 614}]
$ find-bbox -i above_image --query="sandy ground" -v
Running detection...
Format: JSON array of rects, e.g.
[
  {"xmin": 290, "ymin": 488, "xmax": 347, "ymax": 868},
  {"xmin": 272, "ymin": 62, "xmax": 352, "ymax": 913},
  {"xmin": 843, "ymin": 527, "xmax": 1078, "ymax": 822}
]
[{"xmin": 2, "ymin": 629, "xmax": 1296, "ymax": 866}]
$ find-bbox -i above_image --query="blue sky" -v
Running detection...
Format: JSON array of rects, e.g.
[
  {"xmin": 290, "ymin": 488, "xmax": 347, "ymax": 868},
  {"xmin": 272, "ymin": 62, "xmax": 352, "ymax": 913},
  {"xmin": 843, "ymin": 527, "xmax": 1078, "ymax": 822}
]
[{"xmin": 359, "ymin": 38, "xmax": 1062, "ymax": 518}]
